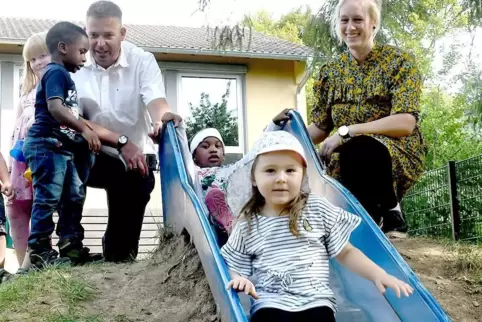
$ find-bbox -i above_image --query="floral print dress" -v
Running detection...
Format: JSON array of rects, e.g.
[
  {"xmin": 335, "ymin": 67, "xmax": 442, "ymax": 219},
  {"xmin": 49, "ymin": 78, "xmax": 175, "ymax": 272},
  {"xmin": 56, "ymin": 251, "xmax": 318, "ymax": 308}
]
[
  {"xmin": 8, "ymin": 87, "xmax": 36, "ymax": 204},
  {"xmin": 311, "ymin": 42, "xmax": 426, "ymax": 199}
]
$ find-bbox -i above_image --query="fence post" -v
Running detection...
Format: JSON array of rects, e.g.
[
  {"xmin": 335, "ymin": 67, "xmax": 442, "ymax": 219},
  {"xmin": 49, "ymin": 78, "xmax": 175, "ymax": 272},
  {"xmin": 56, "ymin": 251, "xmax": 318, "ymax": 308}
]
[{"xmin": 448, "ymin": 161, "xmax": 461, "ymax": 241}]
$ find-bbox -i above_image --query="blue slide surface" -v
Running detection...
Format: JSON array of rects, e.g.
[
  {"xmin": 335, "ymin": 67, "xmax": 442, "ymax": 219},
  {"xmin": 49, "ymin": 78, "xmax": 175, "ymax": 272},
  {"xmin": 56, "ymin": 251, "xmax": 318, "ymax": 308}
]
[{"xmin": 159, "ymin": 111, "xmax": 451, "ymax": 322}]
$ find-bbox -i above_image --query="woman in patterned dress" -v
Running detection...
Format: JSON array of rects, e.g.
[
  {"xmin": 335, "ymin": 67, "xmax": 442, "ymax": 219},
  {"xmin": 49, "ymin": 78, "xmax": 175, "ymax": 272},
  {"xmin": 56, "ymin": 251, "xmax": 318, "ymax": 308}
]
[{"xmin": 307, "ymin": 0, "xmax": 426, "ymax": 239}]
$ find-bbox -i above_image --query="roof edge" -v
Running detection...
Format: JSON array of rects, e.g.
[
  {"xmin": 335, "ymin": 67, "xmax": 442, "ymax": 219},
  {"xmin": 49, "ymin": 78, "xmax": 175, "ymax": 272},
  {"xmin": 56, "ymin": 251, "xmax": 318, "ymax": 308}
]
[
  {"xmin": 145, "ymin": 46, "xmax": 311, "ymax": 61},
  {"xmin": 0, "ymin": 38, "xmax": 312, "ymax": 61}
]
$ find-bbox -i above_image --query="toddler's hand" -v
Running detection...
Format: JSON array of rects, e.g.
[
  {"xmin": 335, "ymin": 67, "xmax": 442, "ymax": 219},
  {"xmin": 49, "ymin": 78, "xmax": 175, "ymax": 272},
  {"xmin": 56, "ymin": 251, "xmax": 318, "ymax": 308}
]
[
  {"xmin": 82, "ymin": 128, "xmax": 101, "ymax": 153},
  {"xmin": 1, "ymin": 182, "xmax": 15, "ymax": 201},
  {"xmin": 374, "ymin": 273, "xmax": 413, "ymax": 298},
  {"xmin": 226, "ymin": 277, "xmax": 259, "ymax": 299}
]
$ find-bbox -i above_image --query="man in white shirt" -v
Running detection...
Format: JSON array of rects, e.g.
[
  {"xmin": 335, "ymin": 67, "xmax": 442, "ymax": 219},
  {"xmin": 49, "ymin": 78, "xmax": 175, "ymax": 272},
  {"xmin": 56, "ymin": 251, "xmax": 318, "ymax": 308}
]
[{"xmin": 70, "ymin": 1, "xmax": 181, "ymax": 262}]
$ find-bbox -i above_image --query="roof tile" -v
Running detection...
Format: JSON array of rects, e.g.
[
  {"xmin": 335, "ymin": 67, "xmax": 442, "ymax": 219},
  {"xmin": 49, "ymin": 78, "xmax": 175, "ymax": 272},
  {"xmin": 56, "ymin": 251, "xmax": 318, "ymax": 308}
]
[{"xmin": 0, "ymin": 16, "xmax": 312, "ymax": 59}]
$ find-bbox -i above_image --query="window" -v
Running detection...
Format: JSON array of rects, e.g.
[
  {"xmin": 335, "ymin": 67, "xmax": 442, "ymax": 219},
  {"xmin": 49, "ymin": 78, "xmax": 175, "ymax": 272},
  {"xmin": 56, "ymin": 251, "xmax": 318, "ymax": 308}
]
[
  {"xmin": 0, "ymin": 64, "xmax": 23, "ymax": 159},
  {"xmin": 14, "ymin": 65, "xmax": 24, "ymax": 100},
  {"xmin": 175, "ymin": 73, "xmax": 245, "ymax": 154}
]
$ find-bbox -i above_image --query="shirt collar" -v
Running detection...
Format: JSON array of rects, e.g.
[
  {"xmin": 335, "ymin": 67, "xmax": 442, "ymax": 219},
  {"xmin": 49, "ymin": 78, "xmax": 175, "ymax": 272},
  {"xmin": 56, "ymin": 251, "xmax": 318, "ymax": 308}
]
[
  {"xmin": 85, "ymin": 41, "xmax": 130, "ymax": 70},
  {"xmin": 346, "ymin": 40, "xmax": 380, "ymax": 66}
]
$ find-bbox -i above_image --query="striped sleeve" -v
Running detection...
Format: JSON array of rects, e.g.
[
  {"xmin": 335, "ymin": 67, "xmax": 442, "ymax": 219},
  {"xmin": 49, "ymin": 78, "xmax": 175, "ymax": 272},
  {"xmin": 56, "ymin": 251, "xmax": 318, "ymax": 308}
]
[
  {"xmin": 318, "ymin": 199, "xmax": 361, "ymax": 258},
  {"xmin": 220, "ymin": 223, "xmax": 252, "ymax": 277}
]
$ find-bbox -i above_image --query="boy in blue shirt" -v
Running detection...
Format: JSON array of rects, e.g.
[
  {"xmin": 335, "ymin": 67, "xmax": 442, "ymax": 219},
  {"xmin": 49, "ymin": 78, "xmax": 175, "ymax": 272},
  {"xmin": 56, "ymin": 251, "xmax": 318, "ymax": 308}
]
[{"xmin": 24, "ymin": 21, "xmax": 102, "ymax": 268}]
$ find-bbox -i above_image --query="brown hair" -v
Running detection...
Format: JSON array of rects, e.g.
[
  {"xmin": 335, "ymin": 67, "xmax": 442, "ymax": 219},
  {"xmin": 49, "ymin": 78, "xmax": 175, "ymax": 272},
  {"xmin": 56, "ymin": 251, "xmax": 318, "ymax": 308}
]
[{"xmin": 238, "ymin": 157, "xmax": 309, "ymax": 237}]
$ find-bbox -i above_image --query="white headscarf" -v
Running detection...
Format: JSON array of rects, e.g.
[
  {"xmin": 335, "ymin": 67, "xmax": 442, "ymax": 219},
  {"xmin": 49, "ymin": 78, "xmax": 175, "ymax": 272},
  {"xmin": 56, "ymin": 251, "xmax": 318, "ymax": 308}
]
[
  {"xmin": 225, "ymin": 131, "xmax": 311, "ymax": 217},
  {"xmin": 189, "ymin": 128, "xmax": 225, "ymax": 155}
]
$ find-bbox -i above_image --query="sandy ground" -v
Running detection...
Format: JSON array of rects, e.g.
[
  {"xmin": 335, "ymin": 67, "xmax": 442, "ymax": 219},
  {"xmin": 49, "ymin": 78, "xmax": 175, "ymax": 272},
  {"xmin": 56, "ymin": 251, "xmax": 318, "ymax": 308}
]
[
  {"xmin": 78, "ymin": 231, "xmax": 218, "ymax": 322},
  {"xmin": 76, "ymin": 236, "xmax": 481, "ymax": 322},
  {"xmin": 3, "ymin": 233, "xmax": 481, "ymax": 321},
  {"xmin": 392, "ymin": 238, "xmax": 482, "ymax": 322}
]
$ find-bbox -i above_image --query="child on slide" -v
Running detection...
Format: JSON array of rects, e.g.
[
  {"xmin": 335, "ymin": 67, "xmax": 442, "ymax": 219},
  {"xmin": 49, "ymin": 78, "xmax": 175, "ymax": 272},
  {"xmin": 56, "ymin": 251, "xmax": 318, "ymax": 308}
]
[
  {"xmin": 220, "ymin": 130, "xmax": 413, "ymax": 321},
  {"xmin": 183, "ymin": 111, "xmax": 288, "ymax": 244}
]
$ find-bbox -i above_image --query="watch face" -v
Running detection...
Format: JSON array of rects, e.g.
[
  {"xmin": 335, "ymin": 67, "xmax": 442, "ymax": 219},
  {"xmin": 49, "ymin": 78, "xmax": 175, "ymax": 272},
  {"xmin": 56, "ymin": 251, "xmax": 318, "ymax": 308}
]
[
  {"xmin": 339, "ymin": 126, "xmax": 349, "ymax": 136},
  {"xmin": 119, "ymin": 136, "xmax": 128, "ymax": 144}
]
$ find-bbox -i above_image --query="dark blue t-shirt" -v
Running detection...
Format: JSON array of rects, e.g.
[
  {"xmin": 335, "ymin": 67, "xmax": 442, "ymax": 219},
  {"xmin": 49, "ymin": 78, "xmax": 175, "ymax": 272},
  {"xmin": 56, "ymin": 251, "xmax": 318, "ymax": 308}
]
[{"xmin": 28, "ymin": 63, "xmax": 85, "ymax": 147}]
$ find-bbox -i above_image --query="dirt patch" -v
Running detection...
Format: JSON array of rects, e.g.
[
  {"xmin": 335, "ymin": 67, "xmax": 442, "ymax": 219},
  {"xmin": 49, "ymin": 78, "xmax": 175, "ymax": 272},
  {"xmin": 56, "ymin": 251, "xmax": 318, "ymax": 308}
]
[
  {"xmin": 78, "ymin": 231, "xmax": 218, "ymax": 322},
  {"xmin": 392, "ymin": 238, "xmax": 482, "ymax": 322},
  {"xmin": 0, "ymin": 231, "xmax": 218, "ymax": 322},
  {"xmin": 3, "ymin": 234, "xmax": 480, "ymax": 322}
]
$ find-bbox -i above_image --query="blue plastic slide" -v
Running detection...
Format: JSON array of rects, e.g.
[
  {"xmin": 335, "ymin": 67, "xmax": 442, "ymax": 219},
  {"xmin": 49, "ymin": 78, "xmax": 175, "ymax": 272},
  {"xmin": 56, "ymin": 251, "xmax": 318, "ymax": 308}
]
[{"xmin": 158, "ymin": 110, "xmax": 451, "ymax": 322}]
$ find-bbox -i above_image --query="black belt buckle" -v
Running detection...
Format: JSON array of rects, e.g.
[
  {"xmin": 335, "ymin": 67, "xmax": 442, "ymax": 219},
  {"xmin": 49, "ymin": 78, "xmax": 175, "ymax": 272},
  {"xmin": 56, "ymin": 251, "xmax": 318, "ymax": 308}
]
[{"xmin": 145, "ymin": 154, "xmax": 158, "ymax": 172}]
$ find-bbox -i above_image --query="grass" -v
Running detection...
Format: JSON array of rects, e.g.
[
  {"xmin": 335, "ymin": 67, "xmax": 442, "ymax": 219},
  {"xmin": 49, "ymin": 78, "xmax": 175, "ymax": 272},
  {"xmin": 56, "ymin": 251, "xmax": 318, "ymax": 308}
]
[
  {"xmin": 0, "ymin": 265, "xmax": 98, "ymax": 322},
  {"xmin": 412, "ymin": 236, "xmax": 482, "ymax": 280},
  {"xmin": 1, "ymin": 235, "xmax": 480, "ymax": 321},
  {"xmin": 447, "ymin": 242, "xmax": 482, "ymax": 280}
]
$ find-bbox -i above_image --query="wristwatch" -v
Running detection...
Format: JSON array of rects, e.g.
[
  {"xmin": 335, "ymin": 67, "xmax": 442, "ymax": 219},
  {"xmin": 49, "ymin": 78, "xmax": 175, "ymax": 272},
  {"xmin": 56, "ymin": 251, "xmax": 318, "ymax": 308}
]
[
  {"xmin": 338, "ymin": 125, "xmax": 351, "ymax": 139},
  {"xmin": 117, "ymin": 135, "xmax": 128, "ymax": 150}
]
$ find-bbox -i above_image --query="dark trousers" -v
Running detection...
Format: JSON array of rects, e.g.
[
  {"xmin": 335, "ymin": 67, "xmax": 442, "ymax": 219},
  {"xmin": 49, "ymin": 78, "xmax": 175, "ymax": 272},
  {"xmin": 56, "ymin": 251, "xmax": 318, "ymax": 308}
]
[
  {"xmin": 338, "ymin": 135, "xmax": 398, "ymax": 223},
  {"xmin": 24, "ymin": 137, "xmax": 93, "ymax": 250},
  {"xmin": 86, "ymin": 152, "xmax": 155, "ymax": 262},
  {"xmin": 251, "ymin": 306, "xmax": 335, "ymax": 322}
]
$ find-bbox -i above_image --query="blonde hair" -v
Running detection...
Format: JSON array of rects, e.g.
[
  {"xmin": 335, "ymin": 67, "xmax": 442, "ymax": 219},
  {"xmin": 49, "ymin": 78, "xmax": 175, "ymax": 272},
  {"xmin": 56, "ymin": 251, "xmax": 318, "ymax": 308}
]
[
  {"xmin": 21, "ymin": 32, "xmax": 49, "ymax": 96},
  {"xmin": 331, "ymin": 0, "xmax": 382, "ymax": 45},
  {"xmin": 238, "ymin": 157, "xmax": 309, "ymax": 237}
]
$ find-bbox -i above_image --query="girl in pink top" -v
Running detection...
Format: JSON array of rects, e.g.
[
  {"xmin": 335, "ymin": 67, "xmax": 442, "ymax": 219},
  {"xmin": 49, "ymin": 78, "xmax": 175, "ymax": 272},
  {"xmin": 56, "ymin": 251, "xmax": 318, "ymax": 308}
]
[{"xmin": 7, "ymin": 32, "xmax": 51, "ymax": 271}]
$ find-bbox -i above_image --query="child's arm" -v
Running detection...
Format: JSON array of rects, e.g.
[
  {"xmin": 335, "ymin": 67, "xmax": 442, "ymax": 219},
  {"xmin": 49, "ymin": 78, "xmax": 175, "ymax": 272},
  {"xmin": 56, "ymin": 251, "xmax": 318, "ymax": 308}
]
[
  {"xmin": 336, "ymin": 242, "xmax": 413, "ymax": 298},
  {"xmin": 47, "ymin": 99, "xmax": 101, "ymax": 152},
  {"xmin": 226, "ymin": 270, "xmax": 259, "ymax": 299},
  {"xmin": 316, "ymin": 197, "xmax": 412, "ymax": 298},
  {"xmin": 0, "ymin": 153, "xmax": 14, "ymax": 200},
  {"xmin": 220, "ymin": 223, "xmax": 258, "ymax": 298},
  {"xmin": 48, "ymin": 99, "xmax": 88, "ymax": 133},
  {"xmin": 81, "ymin": 118, "xmax": 121, "ymax": 148}
]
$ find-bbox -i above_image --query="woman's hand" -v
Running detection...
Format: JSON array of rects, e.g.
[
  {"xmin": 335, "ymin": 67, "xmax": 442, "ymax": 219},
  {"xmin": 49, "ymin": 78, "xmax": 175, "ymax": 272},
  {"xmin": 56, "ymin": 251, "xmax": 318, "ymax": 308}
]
[
  {"xmin": 373, "ymin": 272, "xmax": 414, "ymax": 298},
  {"xmin": 319, "ymin": 133, "xmax": 342, "ymax": 165},
  {"xmin": 272, "ymin": 108, "xmax": 292, "ymax": 126},
  {"xmin": 226, "ymin": 276, "xmax": 259, "ymax": 299}
]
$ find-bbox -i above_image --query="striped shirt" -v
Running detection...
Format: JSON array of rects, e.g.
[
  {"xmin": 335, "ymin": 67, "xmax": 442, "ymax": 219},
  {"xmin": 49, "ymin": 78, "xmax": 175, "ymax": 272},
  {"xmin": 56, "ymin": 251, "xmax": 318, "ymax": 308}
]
[{"xmin": 220, "ymin": 194, "xmax": 361, "ymax": 315}]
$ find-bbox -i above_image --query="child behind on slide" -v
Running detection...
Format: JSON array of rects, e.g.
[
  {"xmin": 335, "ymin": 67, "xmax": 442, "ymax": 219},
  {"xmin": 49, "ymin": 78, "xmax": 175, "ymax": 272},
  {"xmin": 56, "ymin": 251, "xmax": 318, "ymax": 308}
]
[
  {"xmin": 220, "ymin": 131, "xmax": 413, "ymax": 321},
  {"xmin": 186, "ymin": 118, "xmax": 283, "ymax": 244},
  {"xmin": 188, "ymin": 128, "xmax": 238, "ymax": 244}
]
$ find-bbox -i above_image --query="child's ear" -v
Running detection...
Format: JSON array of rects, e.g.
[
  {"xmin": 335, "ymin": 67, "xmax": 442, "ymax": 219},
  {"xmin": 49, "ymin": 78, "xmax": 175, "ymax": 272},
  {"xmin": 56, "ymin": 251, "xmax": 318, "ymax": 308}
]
[{"xmin": 58, "ymin": 42, "xmax": 67, "ymax": 55}]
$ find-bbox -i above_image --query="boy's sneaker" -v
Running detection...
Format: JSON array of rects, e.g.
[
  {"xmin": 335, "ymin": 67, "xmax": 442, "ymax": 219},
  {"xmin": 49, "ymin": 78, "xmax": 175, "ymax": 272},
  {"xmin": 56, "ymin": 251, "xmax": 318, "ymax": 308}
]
[
  {"xmin": 16, "ymin": 268, "xmax": 30, "ymax": 275},
  {"xmin": 0, "ymin": 268, "xmax": 12, "ymax": 284},
  {"xmin": 0, "ymin": 219, "xmax": 6, "ymax": 236},
  {"xmin": 58, "ymin": 239, "xmax": 103, "ymax": 266},
  {"xmin": 381, "ymin": 210, "xmax": 408, "ymax": 240},
  {"xmin": 29, "ymin": 248, "xmax": 70, "ymax": 269}
]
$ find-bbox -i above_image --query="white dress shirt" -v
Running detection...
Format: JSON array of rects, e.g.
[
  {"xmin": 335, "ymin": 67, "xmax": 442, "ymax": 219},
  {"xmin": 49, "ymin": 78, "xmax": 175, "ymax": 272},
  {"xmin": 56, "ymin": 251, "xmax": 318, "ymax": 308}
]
[{"xmin": 71, "ymin": 41, "xmax": 166, "ymax": 156}]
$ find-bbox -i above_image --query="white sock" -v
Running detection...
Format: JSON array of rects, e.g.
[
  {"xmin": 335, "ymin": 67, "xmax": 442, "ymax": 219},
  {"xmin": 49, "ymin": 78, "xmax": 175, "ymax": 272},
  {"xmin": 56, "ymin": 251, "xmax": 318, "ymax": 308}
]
[{"xmin": 390, "ymin": 203, "xmax": 401, "ymax": 212}]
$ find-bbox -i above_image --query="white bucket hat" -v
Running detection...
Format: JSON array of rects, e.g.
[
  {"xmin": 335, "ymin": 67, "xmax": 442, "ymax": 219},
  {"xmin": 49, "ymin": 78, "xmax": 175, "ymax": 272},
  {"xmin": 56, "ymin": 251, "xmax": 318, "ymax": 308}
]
[
  {"xmin": 189, "ymin": 128, "xmax": 225, "ymax": 154},
  {"xmin": 225, "ymin": 131, "xmax": 310, "ymax": 216}
]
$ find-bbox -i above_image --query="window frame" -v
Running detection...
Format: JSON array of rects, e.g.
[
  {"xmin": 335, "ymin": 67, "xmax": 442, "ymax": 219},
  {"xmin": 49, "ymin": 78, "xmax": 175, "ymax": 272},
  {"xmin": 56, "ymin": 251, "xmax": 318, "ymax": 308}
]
[
  {"xmin": 14, "ymin": 64, "xmax": 24, "ymax": 102},
  {"xmin": 175, "ymin": 72, "xmax": 245, "ymax": 154}
]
